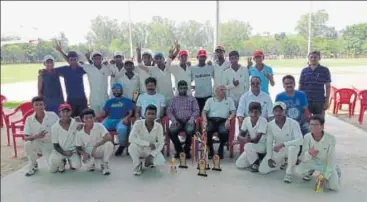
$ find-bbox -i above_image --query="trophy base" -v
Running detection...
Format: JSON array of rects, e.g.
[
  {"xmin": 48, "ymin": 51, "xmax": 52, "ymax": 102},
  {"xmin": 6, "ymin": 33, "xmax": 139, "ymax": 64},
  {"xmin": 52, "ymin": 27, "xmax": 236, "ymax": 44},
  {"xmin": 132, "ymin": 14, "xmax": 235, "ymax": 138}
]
[
  {"xmin": 198, "ymin": 173, "xmax": 208, "ymax": 177},
  {"xmin": 179, "ymin": 165, "xmax": 188, "ymax": 169},
  {"xmin": 212, "ymin": 168, "xmax": 222, "ymax": 171},
  {"xmin": 197, "ymin": 166, "xmax": 210, "ymax": 170}
]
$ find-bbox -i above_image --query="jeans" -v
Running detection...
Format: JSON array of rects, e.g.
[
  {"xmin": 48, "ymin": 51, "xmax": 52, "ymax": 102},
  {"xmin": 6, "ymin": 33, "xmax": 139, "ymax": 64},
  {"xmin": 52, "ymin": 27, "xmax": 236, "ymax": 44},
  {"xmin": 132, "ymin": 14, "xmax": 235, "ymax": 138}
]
[{"xmin": 103, "ymin": 118, "xmax": 128, "ymax": 146}]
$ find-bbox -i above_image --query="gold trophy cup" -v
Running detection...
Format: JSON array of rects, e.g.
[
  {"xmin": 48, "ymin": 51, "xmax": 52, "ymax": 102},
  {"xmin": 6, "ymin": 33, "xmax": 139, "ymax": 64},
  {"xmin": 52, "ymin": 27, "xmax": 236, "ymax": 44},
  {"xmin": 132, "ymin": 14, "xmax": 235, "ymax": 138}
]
[
  {"xmin": 197, "ymin": 159, "xmax": 208, "ymax": 177},
  {"xmin": 132, "ymin": 90, "xmax": 139, "ymax": 102},
  {"xmin": 169, "ymin": 155, "xmax": 177, "ymax": 174},
  {"xmin": 178, "ymin": 152, "xmax": 188, "ymax": 168},
  {"xmin": 212, "ymin": 154, "xmax": 222, "ymax": 171}
]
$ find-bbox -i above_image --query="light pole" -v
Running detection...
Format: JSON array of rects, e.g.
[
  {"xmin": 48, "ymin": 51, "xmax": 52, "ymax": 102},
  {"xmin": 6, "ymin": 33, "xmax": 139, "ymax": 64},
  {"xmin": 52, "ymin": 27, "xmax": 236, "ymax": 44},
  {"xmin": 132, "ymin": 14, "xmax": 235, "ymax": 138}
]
[
  {"xmin": 307, "ymin": 1, "xmax": 312, "ymax": 55},
  {"xmin": 213, "ymin": 0, "xmax": 219, "ymax": 51},
  {"xmin": 128, "ymin": 1, "xmax": 133, "ymax": 58}
]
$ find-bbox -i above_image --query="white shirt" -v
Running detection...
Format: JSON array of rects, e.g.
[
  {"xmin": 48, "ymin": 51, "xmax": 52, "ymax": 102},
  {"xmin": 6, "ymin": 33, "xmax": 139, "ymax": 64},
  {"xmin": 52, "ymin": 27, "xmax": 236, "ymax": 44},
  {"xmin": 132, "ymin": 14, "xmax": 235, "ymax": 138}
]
[
  {"xmin": 51, "ymin": 118, "xmax": 79, "ymax": 151},
  {"xmin": 222, "ymin": 66, "xmax": 250, "ymax": 102},
  {"xmin": 117, "ymin": 73, "xmax": 140, "ymax": 100},
  {"xmin": 166, "ymin": 58, "xmax": 192, "ymax": 96},
  {"xmin": 81, "ymin": 64, "xmax": 111, "ymax": 102},
  {"xmin": 75, "ymin": 123, "xmax": 109, "ymax": 148},
  {"xmin": 203, "ymin": 97, "xmax": 236, "ymax": 119},
  {"xmin": 237, "ymin": 91, "xmax": 273, "ymax": 118},
  {"xmin": 136, "ymin": 92, "xmax": 166, "ymax": 118},
  {"xmin": 24, "ymin": 111, "xmax": 59, "ymax": 143},
  {"xmin": 109, "ymin": 65, "xmax": 125, "ymax": 85},
  {"xmin": 240, "ymin": 116, "xmax": 267, "ymax": 144},
  {"xmin": 137, "ymin": 68, "xmax": 149, "ymax": 94},
  {"xmin": 128, "ymin": 120, "xmax": 164, "ymax": 156},
  {"xmin": 266, "ymin": 117, "xmax": 303, "ymax": 157},
  {"xmin": 213, "ymin": 60, "xmax": 231, "ymax": 90}
]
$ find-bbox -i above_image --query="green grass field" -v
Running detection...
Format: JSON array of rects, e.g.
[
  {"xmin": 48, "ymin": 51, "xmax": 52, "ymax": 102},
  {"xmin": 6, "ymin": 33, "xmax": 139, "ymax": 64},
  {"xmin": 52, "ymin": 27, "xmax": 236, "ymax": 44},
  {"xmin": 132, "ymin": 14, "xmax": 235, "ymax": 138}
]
[{"xmin": 1, "ymin": 58, "xmax": 366, "ymax": 84}]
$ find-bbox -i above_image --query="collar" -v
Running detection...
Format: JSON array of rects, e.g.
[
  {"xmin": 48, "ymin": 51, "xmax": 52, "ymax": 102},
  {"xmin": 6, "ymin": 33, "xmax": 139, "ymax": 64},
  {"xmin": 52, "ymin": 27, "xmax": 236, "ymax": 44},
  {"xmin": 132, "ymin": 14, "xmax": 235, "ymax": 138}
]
[
  {"xmin": 31, "ymin": 111, "xmax": 48, "ymax": 121},
  {"xmin": 249, "ymin": 90, "xmax": 263, "ymax": 97}
]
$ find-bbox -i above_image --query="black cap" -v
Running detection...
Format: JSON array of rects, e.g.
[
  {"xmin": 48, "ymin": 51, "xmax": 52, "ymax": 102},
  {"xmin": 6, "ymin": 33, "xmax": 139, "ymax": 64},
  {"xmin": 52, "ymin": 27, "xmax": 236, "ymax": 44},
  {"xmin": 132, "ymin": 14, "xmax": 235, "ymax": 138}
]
[{"xmin": 67, "ymin": 51, "xmax": 78, "ymax": 58}]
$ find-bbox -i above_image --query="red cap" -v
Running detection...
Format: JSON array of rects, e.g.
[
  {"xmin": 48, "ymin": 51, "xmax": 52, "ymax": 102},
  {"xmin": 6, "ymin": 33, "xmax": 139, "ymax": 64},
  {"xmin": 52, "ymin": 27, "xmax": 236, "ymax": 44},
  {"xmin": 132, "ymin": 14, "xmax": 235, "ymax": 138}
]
[
  {"xmin": 197, "ymin": 49, "xmax": 207, "ymax": 57},
  {"xmin": 58, "ymin": 103, "xmax": 72, "ymax": 111},
  {"xmin": 178, "ymin": 50, "xmax": 189, "ymax": 57},
  {"xmin": 215, "ymin": 45, "xmax": 225, "ymax": 52},
  {"xmin": 253, "ymin": 50, "xmax": 264, "ymax": 57}
]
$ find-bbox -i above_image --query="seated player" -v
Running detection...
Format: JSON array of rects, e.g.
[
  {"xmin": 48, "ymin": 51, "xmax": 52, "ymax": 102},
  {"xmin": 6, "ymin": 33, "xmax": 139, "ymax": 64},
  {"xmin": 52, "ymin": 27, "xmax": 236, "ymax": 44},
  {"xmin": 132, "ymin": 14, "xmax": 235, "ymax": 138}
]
[
  {"xmin": 167, "ymin": 80, "xmax": 200, "ymax": 159},
  {"xmin": 128, "ymin": 105, "xmax": 165, "ymax": 176},
  {"xmin": 23, "ymin": 96, "xmax": 59, "ymax": 176},
  {"xmin": 49, "ymin": 103, "xmax": 82, "ymax": 173},
  {"xmin": 76, "ymin": 108, "xmax": 114, "ymax": 175},
  {"xmin": 258, "ymin": 102, "xmax": 303, "ymax": 183},
  {"xmin": 295, "ymin": 115, "xmax": 341, "ymax": 191},
  {"xmin": 202, "ymin": 85, "xmax": 236, "ymax": 159},
  {"xmin": 98, "ymin": 83, "xmax": 133, "ymax": 156},
  {"xmin": 235, "ymin": 102, "xmax": 267, "ymax": 172}
]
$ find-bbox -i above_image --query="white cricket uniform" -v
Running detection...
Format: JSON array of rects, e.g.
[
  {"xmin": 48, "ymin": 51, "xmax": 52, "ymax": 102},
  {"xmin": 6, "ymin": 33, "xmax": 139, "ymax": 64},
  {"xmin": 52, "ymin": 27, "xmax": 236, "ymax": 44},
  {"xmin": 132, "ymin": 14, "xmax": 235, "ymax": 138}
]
[
  {"xmin": 222, "ymin": 66, "xmax": 250, "ymax": 107},
  {"xmin": 75, "ymin": 123, "xmax": 114, "ymax": 164},
  {"xmin": 117, "ymin": 73, "xmax": 140, "ymax": 100},
  {"xmin": 109, "ymin": 65, "xmax": 126, "ymax": 98},
  {"xmin": 81, "ymin": 64, "xmax": 111, "ymax": 114},
  {"xmin": 49, "ymin": 119, "xmax": 81, "ymax": 172},
  {"xmin": 138, "ymin": 62, "xmax": 174, "ymax": 106},
  {"xmin": 165, "ymin": 58, "xmax": 192, "ymax": 96},
  {"xmin": 136, "ymin": 93, "xmax": 166, "ymax": 118},
  {"xmin": 237, "ymin": 91, "xmax": 273, "ymax": 119},
  {"xmin": 213, "ymin": 60, "xmax": 231, "ymax": 93},
  {"xmin": 128, "ymin": 120, "xmax": 165, "ymax": 170},
  {"xmin": 24, "ymin": 111, "xmax": 59, "ymax": 169},
  {"xmin": 259, "ymin": 117, "xmax": 303, "ymax": 175},
  {"xmin": 235, "ymin": 117, "xmax": 268, "ymax": 168},
  {"xmin": 295, "ymin": 133, "xmax": 340, "ymax": 191}
]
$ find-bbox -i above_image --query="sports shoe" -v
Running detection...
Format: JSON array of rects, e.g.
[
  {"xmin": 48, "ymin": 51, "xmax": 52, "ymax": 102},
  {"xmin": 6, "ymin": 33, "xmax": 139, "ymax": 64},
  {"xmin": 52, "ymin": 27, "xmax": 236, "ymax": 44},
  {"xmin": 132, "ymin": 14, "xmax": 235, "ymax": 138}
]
[
  {"xmin": 114, "ymin": 146, "xmax": 125, "ymax": 156},
  {"xmin": 58, "ymin": 159, "xmax": 66, "ymax": 173},
  {"xmin": 86, "ymin": 157, "xmax": 96, "ymax": 172},
  {"xmin": 25, "ymin": 162, "xmax": 38, "ymax": 177},
  {"xmin": 283, "ymin": 173, "xmax": 293, "ymax": 183},
  {"xmin": 133, "ymin": 162, "xmax": 143, "ymax": 176},
  {"xmin": 101, "ymin": 163, "xmax": 111, "ymax": 175},
  {"xmin": 250, "ymin": 164, "xmax": 259, "ymax": 172},
  {"xmin": 302, "ymin": 170, "xmax": 315, "ymax": 181}
]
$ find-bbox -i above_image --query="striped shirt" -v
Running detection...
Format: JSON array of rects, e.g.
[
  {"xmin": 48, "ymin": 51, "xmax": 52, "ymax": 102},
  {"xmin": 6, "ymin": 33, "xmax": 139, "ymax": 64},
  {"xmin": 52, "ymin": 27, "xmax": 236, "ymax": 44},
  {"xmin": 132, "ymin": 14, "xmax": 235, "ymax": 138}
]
[
  {"xmin": 299, "ymin": 65, "xmax": 331, "ymax": 102},
  {"xmin": 167, "ymin": 95, "xmax": 200, "ymax": 123}
]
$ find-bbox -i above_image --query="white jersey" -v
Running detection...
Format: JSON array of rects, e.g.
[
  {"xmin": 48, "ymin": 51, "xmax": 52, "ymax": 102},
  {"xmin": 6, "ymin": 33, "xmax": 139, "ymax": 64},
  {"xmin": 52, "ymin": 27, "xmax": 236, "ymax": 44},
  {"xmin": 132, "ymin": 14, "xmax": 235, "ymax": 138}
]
[
  {"xmin": 51, "ymin": 118, "xmax": 79, "ymax": 151},
  {"xmin": 222, "ymin": 66, "xmax": 250, "ymax": 103}
]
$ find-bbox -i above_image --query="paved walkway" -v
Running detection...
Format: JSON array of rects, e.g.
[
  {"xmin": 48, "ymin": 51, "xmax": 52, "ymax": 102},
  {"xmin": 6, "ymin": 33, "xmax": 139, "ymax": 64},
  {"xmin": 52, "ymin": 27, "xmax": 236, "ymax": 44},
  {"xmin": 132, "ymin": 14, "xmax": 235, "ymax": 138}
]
[{"xmin": 1, "ymin": 115, "xmax": 367, "ymax": 202}]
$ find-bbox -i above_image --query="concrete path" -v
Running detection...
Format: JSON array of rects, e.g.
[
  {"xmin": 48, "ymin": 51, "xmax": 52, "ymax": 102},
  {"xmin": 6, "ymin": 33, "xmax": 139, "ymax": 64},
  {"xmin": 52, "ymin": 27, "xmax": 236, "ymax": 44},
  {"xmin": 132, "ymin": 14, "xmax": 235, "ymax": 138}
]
[{"xmin": 1, "ymin": 115, "xmax": 367, "ymax": 202}]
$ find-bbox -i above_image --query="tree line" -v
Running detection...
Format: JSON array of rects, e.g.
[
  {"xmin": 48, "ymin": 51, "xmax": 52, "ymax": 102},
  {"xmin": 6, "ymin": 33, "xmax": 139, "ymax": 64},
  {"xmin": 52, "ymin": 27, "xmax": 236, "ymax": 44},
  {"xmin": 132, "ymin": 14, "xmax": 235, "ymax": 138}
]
[{"xmin": 1, "ymin": 9, "xmax": 367, "ymax": 64}]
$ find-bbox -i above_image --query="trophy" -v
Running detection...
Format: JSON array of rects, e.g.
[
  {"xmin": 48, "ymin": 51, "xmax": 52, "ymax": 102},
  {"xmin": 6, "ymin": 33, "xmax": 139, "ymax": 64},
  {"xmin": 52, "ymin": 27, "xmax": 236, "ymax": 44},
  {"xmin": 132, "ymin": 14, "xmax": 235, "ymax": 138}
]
[
  {"xmin": 178, "ymin": 152, "xmax": 188, "ymax": 168},
  {"xmin": 133, "ymin": 90, "xmax": 139, "ymax": 102},
  {"xmin": 169, "ymin": 155, "xmax": 177, "ymax": 174},
  {"xmin": 314, "ymin": 174, "xmax": 325, "ymax": 192},
  {"xmin": 197, "ymin": 159, "xmax": 208, "ymax": 177},
  {"xmin": 212, "ymin": 154, "xmax": 222, "ymax": 171}
]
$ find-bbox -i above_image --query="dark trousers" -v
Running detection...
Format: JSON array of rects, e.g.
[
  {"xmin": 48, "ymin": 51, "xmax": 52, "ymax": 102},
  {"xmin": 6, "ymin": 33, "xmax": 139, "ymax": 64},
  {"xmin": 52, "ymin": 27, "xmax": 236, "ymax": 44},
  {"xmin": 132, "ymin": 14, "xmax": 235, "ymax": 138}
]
[
  {"xmin": 308, "ymin": 100, "xmax": 325, "ymax": 117},
  {"xmin": 206, "ymin": 117, "xmax": 229, "ymax": 155},
  {"xmin": 68, "ymin": 97, "xmax": 88, "ymax": 118},
  {"xmin": 169, "ymin": 120, "xmax": 196, "ymax": 154},
  {"xmin": 196, "ymin": 96, "xmax": 211, "ymax": 113}
]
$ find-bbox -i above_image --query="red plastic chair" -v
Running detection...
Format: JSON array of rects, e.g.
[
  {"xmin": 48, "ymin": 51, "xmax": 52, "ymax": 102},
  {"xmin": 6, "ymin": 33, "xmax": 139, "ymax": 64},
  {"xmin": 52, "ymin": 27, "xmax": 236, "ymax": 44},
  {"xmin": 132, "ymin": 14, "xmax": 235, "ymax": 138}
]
[
  {"xmin": 329, "ymin": 86, "xmax": 338, "ymax": 109},
  {"xmin": 96, "ymin": 116, "xmax": 136, "ymax": 145},
  {"xmin": 11, "ymin": 109, "xmax": 34, "ymax": 158},
  {"xmin": 3, "ymin": 102, "xmax": 33, "ymax": 146},
  {"xmin": 358, "ymin": 90, "xmax": 367, "ymax": 124},
  {"xmin": 0, "ymin": 95, "xmax": 7, "ymax": 128},
  {"xmin": 332, "ymin": 88, "xmax": 358, "ymax": 117}
]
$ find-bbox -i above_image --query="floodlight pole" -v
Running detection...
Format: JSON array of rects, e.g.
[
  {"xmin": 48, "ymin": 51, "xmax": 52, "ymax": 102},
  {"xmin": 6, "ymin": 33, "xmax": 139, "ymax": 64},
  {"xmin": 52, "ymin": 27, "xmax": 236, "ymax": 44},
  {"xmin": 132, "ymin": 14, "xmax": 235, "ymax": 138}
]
[
  {"xmin": 213, "ymin": 0, "xmax": 219, "ymax": 51},
  {"xmin": 307, "ymin": 1, "xmax": 312, "ymax": 55}
]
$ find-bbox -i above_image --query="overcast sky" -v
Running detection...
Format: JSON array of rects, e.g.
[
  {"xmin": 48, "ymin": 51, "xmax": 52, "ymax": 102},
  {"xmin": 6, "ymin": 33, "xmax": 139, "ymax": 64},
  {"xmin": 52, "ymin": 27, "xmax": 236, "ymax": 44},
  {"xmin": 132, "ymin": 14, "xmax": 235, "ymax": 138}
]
[{"xmin": 1, "ymin": 1, "xmax": 367, "ymax": 45}]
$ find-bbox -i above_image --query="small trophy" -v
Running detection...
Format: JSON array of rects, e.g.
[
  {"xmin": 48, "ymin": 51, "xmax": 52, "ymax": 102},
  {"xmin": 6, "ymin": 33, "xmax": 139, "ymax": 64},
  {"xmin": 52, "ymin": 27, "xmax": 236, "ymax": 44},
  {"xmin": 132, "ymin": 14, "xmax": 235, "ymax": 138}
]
[
  {"xmin": 133, "ymin": 90, "xmax": 139, "ymax": 102},
  {"xmin": 212, "ymin": 154, "xmax": 222, "ymax": 171},
  {"xmin": 197, "ymin": 159, "xmax": 208, "ymax": 177},
  {"xmin": 169, "ymin": 155, "xmax": 177, "ymax": 174},
  {"xmin": 314, "ymin": 174, "xmax": 325, "ymax": 193},
  {"xmin": 178, "ymin": 152, "xmax": 188, "ymax": 168}
]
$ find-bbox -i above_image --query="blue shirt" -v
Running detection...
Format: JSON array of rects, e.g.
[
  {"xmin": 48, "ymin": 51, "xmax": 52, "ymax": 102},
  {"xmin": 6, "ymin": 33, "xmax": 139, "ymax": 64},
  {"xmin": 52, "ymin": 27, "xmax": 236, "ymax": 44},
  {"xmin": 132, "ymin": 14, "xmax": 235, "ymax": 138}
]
[
  {"xmin": 248, "ymin": 65, "xmax": 273, "ymax": 94},
  {"xmin": 299, "ymin": 65, "xmax": 331, "ymax": 102},
  {"xmin": 103, "ymin": 97, "xmax": 133, "ymax": 120},
  {"xmin": 54, "ymin": 66, "xmax": 86, "ymax": 101},
  {"xmin": 275, "ymin": 90, "xmax": 308, "ymax": 122}
]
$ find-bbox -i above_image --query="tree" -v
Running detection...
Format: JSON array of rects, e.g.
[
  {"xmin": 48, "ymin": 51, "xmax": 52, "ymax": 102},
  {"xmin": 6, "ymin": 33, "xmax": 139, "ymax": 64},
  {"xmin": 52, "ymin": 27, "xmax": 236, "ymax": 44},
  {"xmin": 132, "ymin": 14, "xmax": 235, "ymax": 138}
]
[{"xmin": 342, "ymin": 23, "xmax": 367, "ymax": 55}]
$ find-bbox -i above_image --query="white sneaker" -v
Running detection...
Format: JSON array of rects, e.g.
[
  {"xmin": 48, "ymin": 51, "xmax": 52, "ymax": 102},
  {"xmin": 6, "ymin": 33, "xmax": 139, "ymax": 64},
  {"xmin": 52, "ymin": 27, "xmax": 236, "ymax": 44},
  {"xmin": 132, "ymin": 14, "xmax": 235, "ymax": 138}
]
[
  {"xmin": 25, "ymin": 163, "xmax": 37, "ymax": 176},
  {"xmin": 58, "ymin": 161, "xmax": 66, "ymax": 173},
  {"xmin": 133, "ymin": 162, "xmax": 143, "ymax": 176},
  {"xmin": 302, "ymin": 170, "xmax": 314, "ymax": 181},
  {"xmin": 283, "ymin": 173, "xmax": 293, "ymax": 183},
  {"xmin": 101, "ymin": 163, "xmax": 111, "ymax": 175}
]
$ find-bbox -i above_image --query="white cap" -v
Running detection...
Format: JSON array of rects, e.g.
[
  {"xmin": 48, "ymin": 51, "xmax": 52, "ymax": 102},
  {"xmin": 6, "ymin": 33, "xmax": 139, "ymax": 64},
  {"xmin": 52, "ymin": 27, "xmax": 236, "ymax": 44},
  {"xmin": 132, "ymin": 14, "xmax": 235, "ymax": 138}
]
[
  {"xmin": 113, "ymin": 51, "xmax": 124, "ymax": 57},
  {"xmin": 43, "ymin": 55, "xmax": 55, "ymax": 63},
  {"xmin": 142, "ymin": 49, "xmax": 153, "ymax": 56},
  {"xmin": 90, "ymin": 51, "xmax": 103, "ymax": 60},
  {"xmin": 273, "ymin": 101, "xmax": 287, "ymax": 110}
]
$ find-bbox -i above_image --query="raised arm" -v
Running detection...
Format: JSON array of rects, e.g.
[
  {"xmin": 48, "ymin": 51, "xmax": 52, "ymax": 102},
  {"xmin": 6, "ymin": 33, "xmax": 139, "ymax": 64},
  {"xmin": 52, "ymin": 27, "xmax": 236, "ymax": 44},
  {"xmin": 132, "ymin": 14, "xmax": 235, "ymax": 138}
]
[
  {"xmin": 55, "ymin": 41, "xmax": 69, "ymax": 63},
  {"xmin": 136, "ymin": 43, "xmax": 149, "ymax": 72}
]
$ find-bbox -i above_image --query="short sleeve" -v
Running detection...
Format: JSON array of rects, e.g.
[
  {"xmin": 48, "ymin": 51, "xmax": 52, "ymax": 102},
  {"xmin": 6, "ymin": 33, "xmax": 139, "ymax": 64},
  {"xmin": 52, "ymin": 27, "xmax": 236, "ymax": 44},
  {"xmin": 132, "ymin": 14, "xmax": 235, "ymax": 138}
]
[
  {"xmin": 102, "ymin": 100, "xmax": 110, "ymax": 112},
  {"xmin": 136, "ymin": 95, "xmax": 142, "ymax": 107},
  {"xmin": 267, "ymin": 66, "xmax": 273, "ymax": 76},
  {"xmin": 275, "ymin": 93, "xmax": 281, "ymax": 102},
  {"xmin": 127, "ymin": 99, "xmax": 134, "ymax": 111},
  {"xmin": 240, "ymin": 118, "xmax": 248, "ymax": 131},
  {"xmin": 229, "ymin": 98, "xmax": 236, "ymax": 111},
  {"xmin": 301, "ymin": 92, "xmax": 308, "ymax": 107},
  {"xmin": 51, "ymin": 124, "xmax": 59, "ymax": 144},
  {"xmin": 98, "ymin": 123, "xmax": 109, "ymax": 137},
  {"xmin": 258, "ymin": 118, "xmax": 268, "ymax": 134},
  {"xmin": 75, "ymin": 132, "xmax": 83, "ymax": 147},
  {"xmin": 54, "ymin": 66, "xmax": 67, "ymax": 76},
  {"xmin": 325, "ymin": 68, "xmax": 331, "ymax": 83},
  {"xmin": 203, "ymin": 98, "xmax": 211, "ymax": 112},
  {"xmin": 24, "ymin": 118, "xmax": 32, "ymax": 136}
]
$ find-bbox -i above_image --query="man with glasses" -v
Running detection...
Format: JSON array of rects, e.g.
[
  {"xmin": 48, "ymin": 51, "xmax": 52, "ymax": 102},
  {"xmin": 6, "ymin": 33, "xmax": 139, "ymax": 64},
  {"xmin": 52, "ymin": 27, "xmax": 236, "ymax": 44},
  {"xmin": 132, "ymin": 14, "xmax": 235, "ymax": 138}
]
[
  {"xmin": 167, "ymin": 80, "xmax": 200, "ymax": 159},
  {"xmin": 237, "ymin": 76, "xmax": 273, "ymax": 127}
]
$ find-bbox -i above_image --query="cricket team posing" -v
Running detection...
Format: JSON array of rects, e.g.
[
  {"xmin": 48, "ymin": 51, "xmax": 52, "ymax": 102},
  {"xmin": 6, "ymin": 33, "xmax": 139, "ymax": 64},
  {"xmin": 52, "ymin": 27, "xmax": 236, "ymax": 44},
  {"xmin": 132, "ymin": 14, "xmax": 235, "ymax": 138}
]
[{"xmin": 24, "ymin": 41, "xmax": 340, "ymax": 191}]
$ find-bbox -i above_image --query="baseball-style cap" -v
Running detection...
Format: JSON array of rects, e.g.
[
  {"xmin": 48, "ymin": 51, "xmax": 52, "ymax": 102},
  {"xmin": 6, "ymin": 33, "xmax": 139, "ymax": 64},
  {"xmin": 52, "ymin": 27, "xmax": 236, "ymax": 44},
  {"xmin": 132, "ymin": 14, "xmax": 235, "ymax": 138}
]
[
  {"xmin": 154, "ymin": 52, "xmax": 164, "ymax": 58},
  {"xmin": 112, "ymin": 83, "xmax": 123, "ymax": 89},
  {"xmin": 90, "ymin": 51, "xmax": 103, "ymax": 60},
  {"xmin": 253, "ymin": 50, "xmax": 264, "ymax": 57},
  {"xmin": 114, "ymin": 51, "xmax": 124, "ymax": 57},
  {"xmin": 67, "ymin": 51, "xmax": 78, "ymax": 58},
  {"xmin": 142, "ymin": 49, "xmax": 153, "ymax": 56},
  {"xmin": 273, "ymin": 101, "xmax": 287, "ymax": 111},
  {"xmin": 43, "ymin": 55, "xmax": 55, "ymax": 63},
  {"xmin": 197, "ymin": 49, "xmax": 207, "ymax": 57},
  {"xmin": 124, "ymin": 58, "xmax": 134, "ymax": 65},
  {"xmin": 58, "ymin": 103, "xmax": 72, "ymax": 111},
  {"xmin": 215, "ymin": 45, "xmax": 225, "ymax": 52},
  {"xmin": 178, "ymin": 50, "xmax": 189, "ymax": 57}
]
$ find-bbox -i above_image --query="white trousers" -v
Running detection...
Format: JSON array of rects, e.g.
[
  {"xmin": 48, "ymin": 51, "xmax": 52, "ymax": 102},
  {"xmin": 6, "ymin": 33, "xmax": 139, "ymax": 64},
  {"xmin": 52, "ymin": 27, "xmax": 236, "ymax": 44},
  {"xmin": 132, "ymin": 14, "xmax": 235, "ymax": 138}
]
[
  {"xmin": 236, "ymin": 142, "xmax": 266, "ymax": 169},
  {"xmin": 259, "ymin": 145, "xmax": 299, "ymax": 175},
  {"xmin": 295, "ymin": 160, "xmax": 341, "ymax": 191},
  {"xmin": 48, "ymin": 150, "xmax": 81, "ymax": 173},
  {"xmin": 84, "ymin": 142, "xmax": 114, "ymax": 163},
  {"xmin": 128, "ymin": 143, "xmax": 166, "ymax": 170},
  {"xmin": 24, "ymin": 140, "xmax": 53, "ymax": 168}
]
